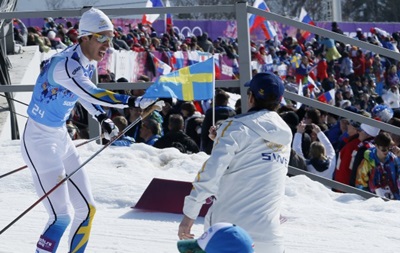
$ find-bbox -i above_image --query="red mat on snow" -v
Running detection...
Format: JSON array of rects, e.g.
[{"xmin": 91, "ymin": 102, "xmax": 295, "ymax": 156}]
[{"xmin": 133, "ymin": 178, "xmax": 211, "ymax": 217}]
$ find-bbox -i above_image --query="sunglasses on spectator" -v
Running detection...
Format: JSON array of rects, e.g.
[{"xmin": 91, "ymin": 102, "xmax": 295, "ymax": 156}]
[
  {"xmin": 91, "ymin": 33, "xmax": 113, "ymax": 44},
  {"xmin": 377, "ymin": 146, "xmax": 392, "ymax": 153}
]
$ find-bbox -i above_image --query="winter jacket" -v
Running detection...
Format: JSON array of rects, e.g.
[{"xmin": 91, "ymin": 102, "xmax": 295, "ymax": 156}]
[
  {"xmin": 200, "ymin": 105, "xmax": 236, "ymax": 154},
  {"xmin": 183, "ymin": 109, "xmax": 292, "ymax": 252},
  {"xmin": 111, "ymin": 135, "xmax": 135, "ymax": 147},
  {"xmin": 349, "ymin": 138, "xmax": 375, "ymax": 187},
  {"xmin": 184, "ymin": 112, "xmax": 204, "ymax": 148},
  {"xmin": 355, "ymin": 148, "xmax": 400, "ymax": 200},
  {"xmin": 144, "ymin": 134, "xmax": 161, "ymax": 146},
  {"xmin": 293, "ymin": 131, "xmax": 336, "ymax": 179},
  {"xmin": 153, "ymin": 130, "xmax": 199, "ymax": 154},
  {"xmin": 340, "ymin": 57, "xmax": 355, "ymax": 77},
  {"xmin": 382, "ymin": 88, "xmax": 400, "ymax": 109},
  {"xmin": 334, "ymin": 137, "xmax": 361, "ymax": 185}
]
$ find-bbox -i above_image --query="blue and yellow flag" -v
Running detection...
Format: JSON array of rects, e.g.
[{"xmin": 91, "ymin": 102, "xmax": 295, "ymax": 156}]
[{"xmin": 143, "ymin": 57, "xmax": 214, "ymax": 101}]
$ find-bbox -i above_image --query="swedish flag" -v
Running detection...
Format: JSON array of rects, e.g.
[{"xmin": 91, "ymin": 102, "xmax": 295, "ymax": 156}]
[{"xmin": 143, "ymin": 57, "xmax": 214, "ymax": 101}]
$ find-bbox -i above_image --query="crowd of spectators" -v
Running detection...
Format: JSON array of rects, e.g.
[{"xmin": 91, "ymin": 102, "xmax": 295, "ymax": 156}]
[{"xmin": 15, "ymin": 17, "xmax": 400, "ymax": 200}]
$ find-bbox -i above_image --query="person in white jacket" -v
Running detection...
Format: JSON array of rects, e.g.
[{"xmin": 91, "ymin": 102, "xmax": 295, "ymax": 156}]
[
  {"xmin": 292, "ymin": 122, "xmax": 336, "ymax": 180},
  {"xmin": 178, "ymin": 72, "xmax": 292, "ymax": 253},
  {"xmin": 382, "ymin": 84, "xmax": 400, "ymax": 109}
]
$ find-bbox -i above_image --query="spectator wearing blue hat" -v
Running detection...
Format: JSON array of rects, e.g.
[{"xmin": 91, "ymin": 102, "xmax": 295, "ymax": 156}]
[
  {"xmin": 179, "ymin": 72, "xmax": 292, "ymax": 253},
  {"xmin": 371, "ymin": 104, "xmax": 394, "ymax": 122}
]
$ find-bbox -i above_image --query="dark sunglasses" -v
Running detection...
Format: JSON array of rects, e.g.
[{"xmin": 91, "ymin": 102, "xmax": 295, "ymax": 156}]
[{"xmin": 378, "ymin": 146, "xmax": 392, "ymax": 153}]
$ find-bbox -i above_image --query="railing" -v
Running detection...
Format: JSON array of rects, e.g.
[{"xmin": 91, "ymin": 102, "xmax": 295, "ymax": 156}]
[
  {"xmin": 0, "ymin": 2, "xmax": 399, "ymax": 198},
  {"xmin": 1, "ymin": 2, "xmax": 399, "ymax": 132}
]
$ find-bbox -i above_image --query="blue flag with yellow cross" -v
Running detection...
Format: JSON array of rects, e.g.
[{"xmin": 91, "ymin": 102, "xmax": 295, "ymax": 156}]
[{"xmin": 143, "ymin": 57, "xmax": 214, "ymax": 101}]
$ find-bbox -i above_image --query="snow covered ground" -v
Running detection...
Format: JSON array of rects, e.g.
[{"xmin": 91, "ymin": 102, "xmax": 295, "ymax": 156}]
[{"xmin": 1, "ymin": 139, "xmax": 400, "ymax": 253}]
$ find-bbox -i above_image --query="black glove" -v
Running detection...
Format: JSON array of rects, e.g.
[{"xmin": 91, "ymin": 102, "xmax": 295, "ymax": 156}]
[
  {"xmin": 96, "ymin": 114, "xmax": 119, "ymax": 140},
  {"xmin": 128, "ymin": 97, "xmax": 138, "ymax": 107}
]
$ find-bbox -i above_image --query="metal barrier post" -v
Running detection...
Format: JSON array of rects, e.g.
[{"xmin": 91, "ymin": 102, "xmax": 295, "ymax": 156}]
[
  {"xmin": 235, "ymin": 1, "xmax": 252, "ymax": 113},
  {"xmin": 89, "ymin": 68, "xmax": 101, "ymax": 142}
]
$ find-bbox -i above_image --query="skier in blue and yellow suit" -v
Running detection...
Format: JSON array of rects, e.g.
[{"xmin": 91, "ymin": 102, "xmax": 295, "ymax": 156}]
[{"xmin": 21, "ymin": 8, "xmax": 158, "ymax": 253}]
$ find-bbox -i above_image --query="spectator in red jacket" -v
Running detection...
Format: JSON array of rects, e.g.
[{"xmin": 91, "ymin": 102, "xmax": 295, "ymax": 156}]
[
  {"xmin": 335, "ymin": 123, "xmax": 380, "ymax": 188},
  {"xmin": 316, "ymin": 53, "xmax": 328, "ymax": 82},
  {"xmin": 352, "ymin": 49, "xmax": 366, "ymax": 79}
]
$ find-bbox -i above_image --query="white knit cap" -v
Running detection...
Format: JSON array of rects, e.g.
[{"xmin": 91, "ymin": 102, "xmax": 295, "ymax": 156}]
[
  {"xmin": 78, "ymin": 7, "xmax": 113, "ymax": 37},
  {"xmin": 47, "ymin": 30, "xmax": 56, "ymax": 40},
  {"xmin": 360, "ymin": 123, "xmax": 380, "ymax": 137}
]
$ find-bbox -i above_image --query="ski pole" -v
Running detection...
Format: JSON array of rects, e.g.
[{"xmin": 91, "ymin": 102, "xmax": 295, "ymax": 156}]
[
  {"xmin": 0, "ymin": 135, "xmax": 102, "ymax": 179},
  {"xmin": 0, "ymin": 104, "xmax": 28, "ymax": 118},
  {"xmin": 0, "ymin": 103, "xmax": 158, "ymax": 235},
  {"xmin": 0, "ymin": 94, "xmax": 88, "ymax": 129},
  {"xmin": 0, "ymin": 93, "xmax": 29, "ymax": 106}
]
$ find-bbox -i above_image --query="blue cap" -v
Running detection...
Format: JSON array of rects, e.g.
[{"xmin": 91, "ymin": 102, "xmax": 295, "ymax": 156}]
[
  {"xmin": 177, "ymin": 223, "xmax": 254, "ymax": 253},
  {"xmin": 344, "ymin": 105, "xmax": 360, "ymax": 114},
  {"xmin": 372, "ymin": 104, "xmax": 393, "ymax": 122},
  {"xmin": 349, "ymin": 120, "xmax": 361, "ymax": 130},
  {"xmin": 245, "ymin": 72, "xmax": 284, "ymax": 103}
]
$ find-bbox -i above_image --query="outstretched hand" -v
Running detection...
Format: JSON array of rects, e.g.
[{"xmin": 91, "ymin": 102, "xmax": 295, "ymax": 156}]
[
  {"xmin": 153, "ymin": 100, "xmax": 165, "ymax": 111},
  {"xmin": 208, "ymin": 125, "xmax": 217, "ymax": 141},
  {"xmin": 128, "ymin": 97, "xmax": 165, "ymax": 112},
  {"xmin": 136, "ymin": 97, "xmax": 165, "ymax": 110},
  {"xmin": 178, "ymin": 215, "xmax": 195, "ymax": 240},
  {"xmin": 128, "ymin": 96, "xmax": 160, "ymax": 109}
]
